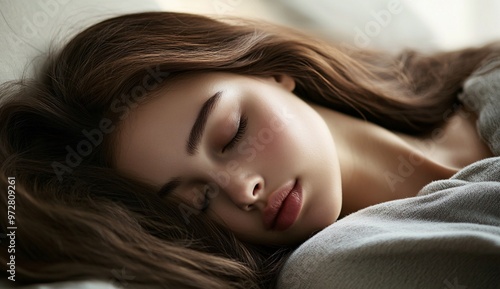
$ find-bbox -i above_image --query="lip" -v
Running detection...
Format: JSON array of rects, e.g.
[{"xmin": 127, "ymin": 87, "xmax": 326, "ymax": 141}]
[{"xmin": 263, "ymin": 179, "xmax": 302, "ymax": 231}]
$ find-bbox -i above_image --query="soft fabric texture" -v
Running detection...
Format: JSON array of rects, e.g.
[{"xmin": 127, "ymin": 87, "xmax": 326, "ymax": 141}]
[{"xmin": 277, "ymin": 61, "xmax": 500, "ymax": 289}]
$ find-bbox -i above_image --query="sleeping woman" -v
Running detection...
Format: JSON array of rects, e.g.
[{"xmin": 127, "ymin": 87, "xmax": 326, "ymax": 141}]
[{"xmin": 0, "ymin": 11, "xmax": 499, "ymax": 289}]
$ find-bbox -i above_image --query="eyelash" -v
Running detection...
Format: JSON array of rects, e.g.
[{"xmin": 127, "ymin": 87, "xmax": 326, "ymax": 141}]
[{"xmin": 222, "ymin": 114, "xmax": 248, "ymax": 153}]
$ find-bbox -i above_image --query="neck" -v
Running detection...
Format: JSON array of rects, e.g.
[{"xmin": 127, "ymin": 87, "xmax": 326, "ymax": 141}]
[{"xmin": 309, "ymin": 103, "xmax": 461, "ymax": 218}]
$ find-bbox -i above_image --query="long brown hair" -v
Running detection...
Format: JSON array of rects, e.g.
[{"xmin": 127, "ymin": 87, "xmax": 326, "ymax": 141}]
[{"xmin": 0, "ymin": 11, "xmax": 499, "ymax": 289}]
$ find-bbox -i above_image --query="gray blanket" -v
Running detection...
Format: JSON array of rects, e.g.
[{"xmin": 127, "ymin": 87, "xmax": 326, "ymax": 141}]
[{"xmin": 277, "ymin": 60, "xmax": 500, "ymax": 289}]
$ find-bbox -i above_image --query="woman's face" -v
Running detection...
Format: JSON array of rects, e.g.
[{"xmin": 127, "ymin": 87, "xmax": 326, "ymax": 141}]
[{"xmin": 115, "ymin": 72, "xmax": 342, "ymax": 245}]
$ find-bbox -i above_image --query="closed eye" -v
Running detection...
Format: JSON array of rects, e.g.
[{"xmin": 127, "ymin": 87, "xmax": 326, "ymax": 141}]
[{"xmin": 222, "ymin": 114, "xmax": 248, "ymax": 153}]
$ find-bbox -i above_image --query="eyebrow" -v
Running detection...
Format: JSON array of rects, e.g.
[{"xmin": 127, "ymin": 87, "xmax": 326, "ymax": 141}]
[
  {"xmin": 186, "ymin": 91, "xmax": 222, "ymax": 155},
  {"xmin": 157, "ymin": 92, "xmax": 222, "ymax": 198}
]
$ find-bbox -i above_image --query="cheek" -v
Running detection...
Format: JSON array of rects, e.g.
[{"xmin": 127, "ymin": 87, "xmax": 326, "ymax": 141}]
[
  {"xmin": 252, "ymin": 106, "xmax": 297, "ymax": 156},
  {"xmin": 231, "ymin": 112, "xmax": 288, "ymax": 164}
]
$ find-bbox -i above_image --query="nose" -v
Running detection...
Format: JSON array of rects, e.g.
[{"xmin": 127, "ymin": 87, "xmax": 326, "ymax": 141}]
[{"xmin": 223, "ymin": 173, "xmax": 264, "ymax": 211}]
